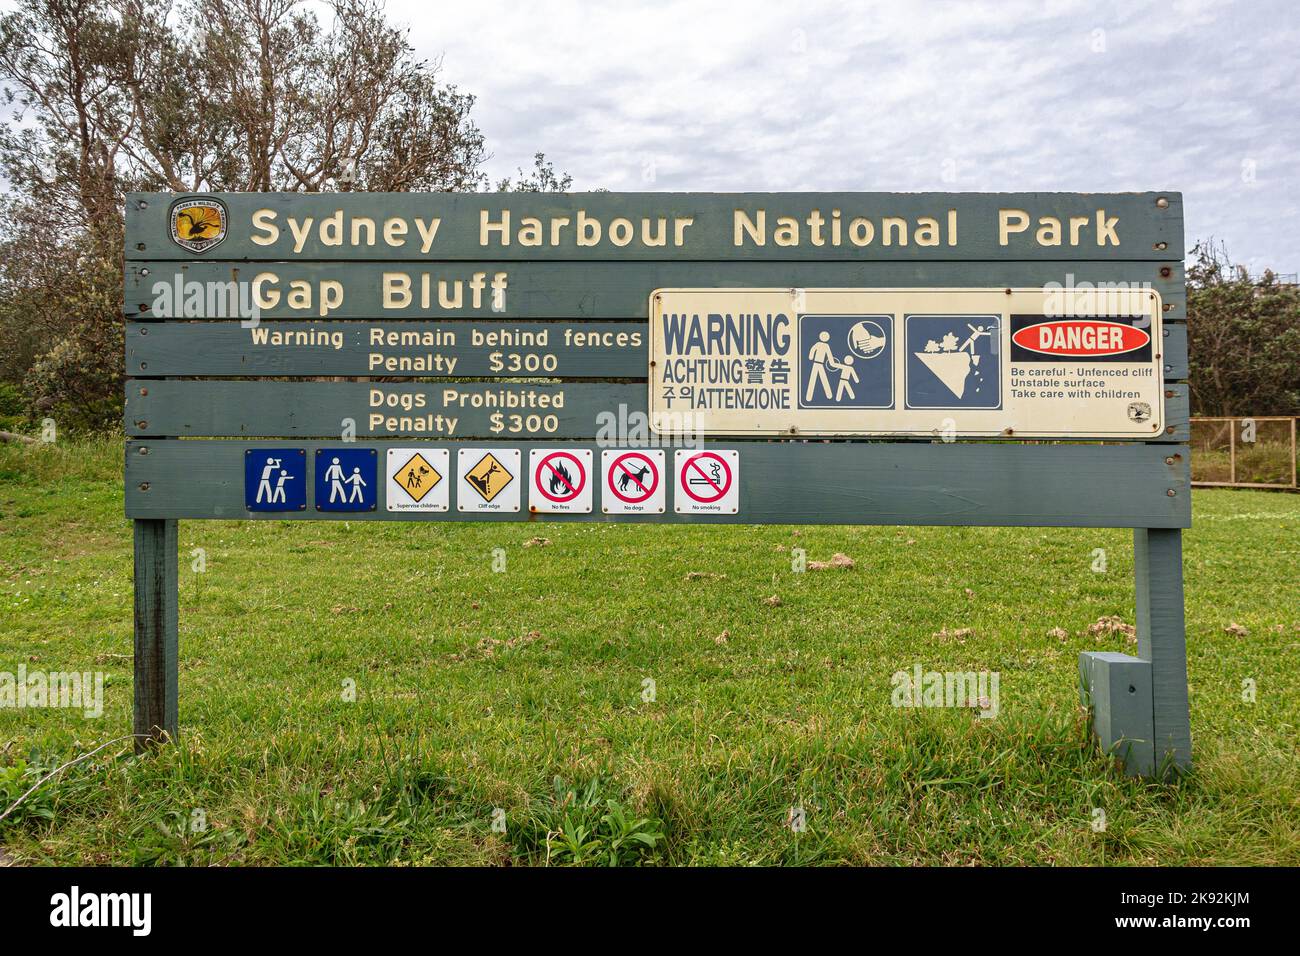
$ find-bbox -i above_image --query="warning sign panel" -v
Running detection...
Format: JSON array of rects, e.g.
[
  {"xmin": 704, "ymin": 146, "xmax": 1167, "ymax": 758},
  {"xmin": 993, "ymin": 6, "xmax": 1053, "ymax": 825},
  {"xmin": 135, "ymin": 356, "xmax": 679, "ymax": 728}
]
[
  {"xmin": 674, "ymin": 449, "xmax": 739, "ymax": 515},
  {"xmin": 458, "ymin": 448, "xmax": 520, "ymax": 512},
  {"xmin": 529, "ymin": 448, "xmax": 593, "ymax": 514},
  {"xmin": 602, "ymin": 449, "xmax": 665, "ymax": 515},
  {"xmin": 648, "ymin": 288, "xmax": 1164, "ymax": 438},
  {"xmin": 386, "ymin": 448, "xmax": 448, "ymax": 512}
]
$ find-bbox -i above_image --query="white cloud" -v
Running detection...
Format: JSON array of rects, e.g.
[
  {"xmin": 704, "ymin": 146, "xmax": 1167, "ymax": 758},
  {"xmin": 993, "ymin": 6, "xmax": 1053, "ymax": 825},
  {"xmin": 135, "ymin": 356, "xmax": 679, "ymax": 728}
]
[{"xmin": 405, "ymin": 1, "xmax": 1296, "ymax": 269}]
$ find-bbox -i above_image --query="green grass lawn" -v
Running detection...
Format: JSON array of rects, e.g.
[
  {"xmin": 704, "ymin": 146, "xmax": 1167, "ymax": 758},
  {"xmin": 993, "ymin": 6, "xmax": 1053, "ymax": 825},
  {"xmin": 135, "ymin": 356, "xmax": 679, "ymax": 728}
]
[{"xmin": 1, "ymin": 438, "xmax": 1297, "ymax": 866}]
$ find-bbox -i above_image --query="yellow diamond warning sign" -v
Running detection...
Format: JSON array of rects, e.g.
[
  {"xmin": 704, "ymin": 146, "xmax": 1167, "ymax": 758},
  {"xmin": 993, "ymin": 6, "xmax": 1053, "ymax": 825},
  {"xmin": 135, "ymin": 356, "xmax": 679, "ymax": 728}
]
[
  {"xmin": 395, "ymin": 452, "xmax": 441, "ymax": 502},
  {"xmin": 467, "ymin": 452, "xmax": 511, "ymax": 501},
  {"xmin": 457, "ymin": 448, "xmax": 523, "ymax": 514},
  {"xmin": 386, "ymin": 448, "xmax": 449, "ymax": 512}
]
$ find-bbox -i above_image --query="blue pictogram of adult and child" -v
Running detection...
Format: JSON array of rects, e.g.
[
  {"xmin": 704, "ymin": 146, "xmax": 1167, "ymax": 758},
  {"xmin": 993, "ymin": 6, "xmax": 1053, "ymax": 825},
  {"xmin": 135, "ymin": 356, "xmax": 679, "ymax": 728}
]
[
  {"xmin": 245, "ymin": 447, "xmax": 377, "ymax": 512},
  {"xmin": 797, "ymin": 314, "xmax": 893, "ymax": 408}
]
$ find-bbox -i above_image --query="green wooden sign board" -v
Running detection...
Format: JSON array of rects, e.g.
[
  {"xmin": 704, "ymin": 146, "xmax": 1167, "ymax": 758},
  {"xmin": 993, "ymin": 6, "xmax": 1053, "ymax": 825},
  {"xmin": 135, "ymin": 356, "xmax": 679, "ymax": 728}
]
[{"xmin": 124, "ymin": 190, "xmax": 1192, "ymax": 777}]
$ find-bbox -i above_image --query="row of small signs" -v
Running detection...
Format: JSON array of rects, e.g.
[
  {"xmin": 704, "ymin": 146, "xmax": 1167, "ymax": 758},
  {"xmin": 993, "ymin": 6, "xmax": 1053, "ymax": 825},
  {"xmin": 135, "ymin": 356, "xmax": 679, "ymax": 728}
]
[{"xmin": 244, "ymin": 447, "xmax": 740, "ymax": 515}]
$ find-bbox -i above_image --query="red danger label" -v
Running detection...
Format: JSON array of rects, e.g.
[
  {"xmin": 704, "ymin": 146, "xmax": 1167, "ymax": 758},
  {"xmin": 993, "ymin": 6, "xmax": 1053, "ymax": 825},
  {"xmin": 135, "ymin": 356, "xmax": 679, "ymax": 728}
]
[{"xmin": 1011, "ymin": 319, "xmax": 1151, "ymax": 357}]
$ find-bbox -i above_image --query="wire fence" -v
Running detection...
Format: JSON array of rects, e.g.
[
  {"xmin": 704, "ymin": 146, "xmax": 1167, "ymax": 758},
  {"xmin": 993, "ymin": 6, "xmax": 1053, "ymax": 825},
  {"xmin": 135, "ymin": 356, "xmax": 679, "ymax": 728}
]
[{"xmin": 1190, "ymin": 416, "xmax": 1298, "ymax": 490}]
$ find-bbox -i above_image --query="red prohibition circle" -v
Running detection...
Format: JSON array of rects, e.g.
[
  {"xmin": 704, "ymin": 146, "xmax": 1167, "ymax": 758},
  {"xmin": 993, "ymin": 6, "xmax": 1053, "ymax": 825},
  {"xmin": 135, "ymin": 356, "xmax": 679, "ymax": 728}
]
[
  {"xmin": 535, "ymin": 451, "xmax": 586, "ymax": 503},
  {"xmin": 680, "ymin": 452, "xmax": 732, "ymax": 503},
  {"xmin": 608, "ymin": 452, "xmax": 659, "ymax": 503}
]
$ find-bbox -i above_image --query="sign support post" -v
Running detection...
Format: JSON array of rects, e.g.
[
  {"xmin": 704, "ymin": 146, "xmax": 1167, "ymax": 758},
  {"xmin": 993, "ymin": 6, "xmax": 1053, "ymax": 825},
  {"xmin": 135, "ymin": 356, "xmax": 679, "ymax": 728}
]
[
  {"xmin": 1134, "ymin": 527, "xmax": 1193, "ymax": 771},
  {"xmin": 132, "ymin": 517, "xmax": 178, "ymax": 751},
  {"xmin": 1078, "ymin": 527, "xmax": 1192, "ymax": 777}
]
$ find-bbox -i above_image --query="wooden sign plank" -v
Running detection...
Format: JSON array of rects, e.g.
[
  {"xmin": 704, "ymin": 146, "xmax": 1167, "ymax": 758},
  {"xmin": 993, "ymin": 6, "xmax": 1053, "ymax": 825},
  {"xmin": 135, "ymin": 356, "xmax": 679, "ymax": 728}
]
[
  {"xmin": 125, "ymin": 191, "xmax": 1183, "ymax": 262},
  {"xmin": 123, "ymin": 319, "xmax": 1187, "ymax": 382},
  {"xmin": 125, "ymin": 320, "xmax": 646, "ymax": 377},
  {"xmin": 124, "ymin": 439, "xmax": 1192, "ymax": 527},
  {"xmin": 1162, "ymin": 323, "xmax": 1188, "ymax": 380},
  {"xmin": 126, "ymin": 381, "xmax": 640, "ymax": 439},
  {"xmin": 124, "ymin": 380, "xmax": 1190, "ymax": 441},
  {"xmin": 125, "ymin": 259, "xmax": 1186, "ymax": 320}
]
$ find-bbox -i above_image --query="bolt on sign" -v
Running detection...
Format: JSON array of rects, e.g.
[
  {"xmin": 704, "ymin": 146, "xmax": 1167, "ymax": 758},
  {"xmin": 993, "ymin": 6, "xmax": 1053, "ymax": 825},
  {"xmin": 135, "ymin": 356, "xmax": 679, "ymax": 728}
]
[{"xmin": 124, "ymin": 191, "xmax": 1191, "ymax": 778}]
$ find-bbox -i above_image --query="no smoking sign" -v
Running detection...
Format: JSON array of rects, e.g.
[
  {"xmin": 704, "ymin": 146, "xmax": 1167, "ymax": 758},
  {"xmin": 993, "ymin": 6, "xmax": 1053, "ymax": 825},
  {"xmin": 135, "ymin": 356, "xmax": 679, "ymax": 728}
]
[
  {"xmin": 529, "ymin": 448, "xmax": 594, "ymax": 513},
  {"xmin": 674, "ymin": 449, "xmax": 740, "ymax": 514},
  {"xmin": 602, "ymin": 450, "xmax": 665, "ymax": 514}
]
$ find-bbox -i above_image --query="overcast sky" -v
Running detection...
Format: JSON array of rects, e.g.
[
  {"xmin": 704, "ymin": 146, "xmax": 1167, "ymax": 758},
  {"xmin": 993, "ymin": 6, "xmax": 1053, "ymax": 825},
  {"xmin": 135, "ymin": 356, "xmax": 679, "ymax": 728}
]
[{"xmin": 397, "ymin": 0, "xmax": 1298, "ymax": 273}]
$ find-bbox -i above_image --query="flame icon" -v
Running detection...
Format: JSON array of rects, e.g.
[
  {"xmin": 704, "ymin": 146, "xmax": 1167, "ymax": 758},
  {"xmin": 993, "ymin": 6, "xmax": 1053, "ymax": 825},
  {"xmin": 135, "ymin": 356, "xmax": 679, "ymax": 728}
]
[{"xmin": 548, "ymin": 461, "xmax": 574, "ymax": 495}]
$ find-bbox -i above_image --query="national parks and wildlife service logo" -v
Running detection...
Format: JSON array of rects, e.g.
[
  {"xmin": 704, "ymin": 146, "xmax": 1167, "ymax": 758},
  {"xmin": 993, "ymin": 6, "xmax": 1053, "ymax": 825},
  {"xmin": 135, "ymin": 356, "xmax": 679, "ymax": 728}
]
[{"xmin": 169, "ymin": 198, "xmax": 227, "ymax": 253}]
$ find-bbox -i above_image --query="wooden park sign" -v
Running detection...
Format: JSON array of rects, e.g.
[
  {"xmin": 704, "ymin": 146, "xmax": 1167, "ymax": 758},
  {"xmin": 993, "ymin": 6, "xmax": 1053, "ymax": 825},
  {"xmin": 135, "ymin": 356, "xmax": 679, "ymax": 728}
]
[{"xmin": 124, "ymin": 191, "xmax": 1191, "ymax": 776}]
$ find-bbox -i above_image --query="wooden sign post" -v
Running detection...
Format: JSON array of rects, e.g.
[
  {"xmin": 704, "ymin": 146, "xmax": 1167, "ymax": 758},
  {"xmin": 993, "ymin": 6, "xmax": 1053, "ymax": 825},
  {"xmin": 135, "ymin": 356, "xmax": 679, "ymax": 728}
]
[{"xmin": 124, "ymin": 191, "xmax": 1191, "ymax": 776}]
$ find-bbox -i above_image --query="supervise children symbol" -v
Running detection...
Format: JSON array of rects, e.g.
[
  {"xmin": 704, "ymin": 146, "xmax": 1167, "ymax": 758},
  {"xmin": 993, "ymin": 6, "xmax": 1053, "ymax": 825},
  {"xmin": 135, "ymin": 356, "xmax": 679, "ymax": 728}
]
[
  {"xmin": 386, "ymin": 448, "xmax": 449, "ymax": 513},
  {"xmin": 798, "ymin": 314, "xmax": 893, "ymax": 409}
]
